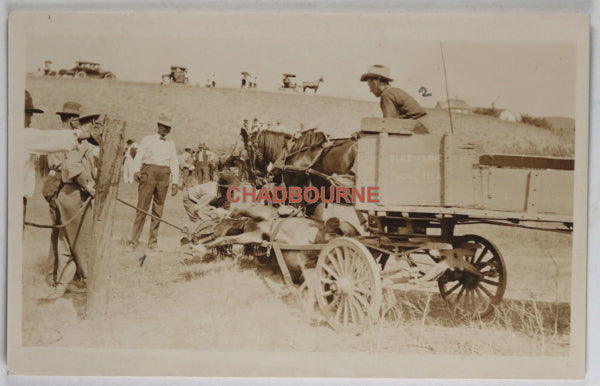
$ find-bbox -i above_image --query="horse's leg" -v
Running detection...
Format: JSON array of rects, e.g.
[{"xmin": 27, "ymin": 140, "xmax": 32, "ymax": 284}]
[{"xmin": 203, "ymin": 231, "xmax": 264, "ymax": 249}]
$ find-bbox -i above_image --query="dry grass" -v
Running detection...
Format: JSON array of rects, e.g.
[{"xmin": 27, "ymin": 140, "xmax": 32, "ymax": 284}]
[{"xmin": 21, "ymin": 76, "xmax": 573, "ymax": 355}]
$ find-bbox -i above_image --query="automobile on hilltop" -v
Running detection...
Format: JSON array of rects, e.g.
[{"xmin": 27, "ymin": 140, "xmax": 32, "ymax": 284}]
[{"xmin": 58, "ymin": 61, "xmax": 116, "ymax": 80}]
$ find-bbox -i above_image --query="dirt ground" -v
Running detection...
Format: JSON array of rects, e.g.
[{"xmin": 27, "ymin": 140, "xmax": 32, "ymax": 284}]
[{"xmin": 20, "ymin": 77, "xmax": 574, "ymax": 356}]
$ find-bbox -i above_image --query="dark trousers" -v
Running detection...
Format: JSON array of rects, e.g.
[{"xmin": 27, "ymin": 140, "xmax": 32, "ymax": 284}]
[
  {"xmin": 129, "ymin": 164, "xmax": 171, "ymax": 246},
  {"xmin": 198, "ymin": 165, "xmax": 210, "ymax": 183}
]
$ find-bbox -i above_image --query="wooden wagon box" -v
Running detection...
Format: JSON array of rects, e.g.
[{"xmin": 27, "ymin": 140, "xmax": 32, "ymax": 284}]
[{"xmin": 354, "ymin": 118, "xmax": 574, "ymax": 222}]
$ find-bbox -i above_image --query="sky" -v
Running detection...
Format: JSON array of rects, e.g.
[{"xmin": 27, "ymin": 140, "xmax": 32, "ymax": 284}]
[{"xmin": 23, "ymin": 14, "xmax": 576, "ymax": 118}]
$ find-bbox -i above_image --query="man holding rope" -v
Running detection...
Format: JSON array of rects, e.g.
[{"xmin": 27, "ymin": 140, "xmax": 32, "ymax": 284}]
[{"xmin": 46, "ymin": 110, "xmax": 105, "ymax": 299}]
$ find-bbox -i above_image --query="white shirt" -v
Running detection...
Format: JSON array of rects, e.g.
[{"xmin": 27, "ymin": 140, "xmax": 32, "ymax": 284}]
[
  {"xmin": 133, "ymin": 133, "xmax": 179, "ymax": 185},
  {"xmin": 125, "ymin": 142, "xmax": 139, "ymax": 161},
  {"xmin": 21, "ymin": 128, "xmax": 79, "ymax": 197},
  {"xmin": 187, "ymin": 181, "xmax": 218, "ymax": 203}
]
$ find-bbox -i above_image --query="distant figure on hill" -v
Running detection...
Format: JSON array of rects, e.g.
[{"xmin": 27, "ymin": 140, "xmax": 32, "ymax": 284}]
[
  {"xmin": 241, "ymin": 74, "xmax": 247, "ymax": 89},
  {"xmin": 360, "ymin": 65, "xmax": 427, "ymax": 120},
  {"xmin": 211, "ymin": 74, "xmax": 216, "ymax": 87},
  {"xmin": 253, "ymin": 76, "xmax": 258, "ymax": 89}
]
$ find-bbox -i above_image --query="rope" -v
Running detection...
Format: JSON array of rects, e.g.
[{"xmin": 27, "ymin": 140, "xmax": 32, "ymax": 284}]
[
  {"xmin": 116, "ymin": 197, "xmax": 185, "ymax": 233},
  {"xmin": 24, "ymin": 196, "xmax": 93, "ymax": 229}
]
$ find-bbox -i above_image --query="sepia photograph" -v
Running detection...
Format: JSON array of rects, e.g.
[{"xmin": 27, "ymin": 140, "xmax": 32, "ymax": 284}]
[{"xmin": 7, "ymin": 12, "xmax": 589, "ymax": 378}]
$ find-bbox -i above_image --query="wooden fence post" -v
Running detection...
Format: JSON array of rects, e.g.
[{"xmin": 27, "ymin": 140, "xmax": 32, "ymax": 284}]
[{"xmin": 86, "ymin": 118, "xmax": 126, "ymax": 320}]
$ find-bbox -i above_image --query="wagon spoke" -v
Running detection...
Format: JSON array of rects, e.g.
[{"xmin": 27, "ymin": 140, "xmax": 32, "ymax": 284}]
[
  {"xmin": 334, "ymin": 297, "xmax": 344, "ymax": 322},
  {"xmin": 475, "ymin": 246, "xmax": 489, "ymax": 264},
  {"xmin": 480, "ymin": 278, "xmax": 500, "ymax": 286},
  {"xmin": 321, "ymin": 290, "xmax": 333, "ymax": 297},
  {"xmin": 321, "ymin": 263, "xmax": 339, "ymax": 280},
  {"xmin": 353, "ymin": 291, "xmax": 371, "ymax": 309},
  {"xmin": 354, "ymin": 280, "xmax": 373, "ymax": 295},
  {"xmin": 348, "ymin": 250, "xmax": 359, "ymax": 275},
  {"xmin": 320, "ymin": 277, "xmax": 335, "ymax": 284},
  {"xmin": 474, "ymin": 286, "xmax": 486, "ymax": 304},
  {"xmin": 327, "ymin": 295, "xmax": 342, "ymax": 311},
  {"xmin": 328, "ymin": 250, "xmax": 343, "ymax": 275},
  {"xmin": 344, "ymin": 298, "xmax": 352, "ymax": 326},
  {"xmin": 335, "ymin": 297, "xmax": 346, "ymax": 324},
  {"xmin": 343, "ymin": 248, "xmax": 356, "ymax": 276},
  {"xmin": 349, "ymin": 296, "xmax": 365, "ymax": 322},
  {"xmin": 455, "ymin": 286, "xmax": 466, "ymax": 305},
  {"xmin": 463, "ymin": 289, "xmax": 470, "ymax": 308},
  {"xmin": 333, "ymin": 247, "xmax": 346, "ymax": 274},
  {"xmin": 443, "ymin": 282, "xmax": 461, "ymax": 296},
  {"xmin": 477, "ymin": 283, "xmax": 495, "ymax": 299}
]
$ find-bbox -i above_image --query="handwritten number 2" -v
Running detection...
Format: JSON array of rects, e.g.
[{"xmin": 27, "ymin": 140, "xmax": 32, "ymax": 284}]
[{"xmin": 419, "ymin": 87, "xmax": 431, "ymax": 97}]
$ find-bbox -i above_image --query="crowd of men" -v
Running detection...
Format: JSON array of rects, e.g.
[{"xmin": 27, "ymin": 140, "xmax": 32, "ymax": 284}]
[{"xmin": 22, "ymin": 64, "xmax": 427, "ymax": 300}]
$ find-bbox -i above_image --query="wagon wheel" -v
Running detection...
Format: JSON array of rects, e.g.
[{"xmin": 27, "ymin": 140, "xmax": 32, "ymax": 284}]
[
  {"xmin": 315, "ymin": 237, "xmax": 382, "ymax": 333},
  {"xmin": 437, "ymin": 234, "xmax": 507, "ymax": 318},
  {"xmin": 75, "ymin": 71, "xmax": 87, "ymax": 79}
]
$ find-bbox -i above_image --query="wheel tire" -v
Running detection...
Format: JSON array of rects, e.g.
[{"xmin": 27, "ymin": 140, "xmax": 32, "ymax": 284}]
[
  {"xmin": 75, "ymin": 71, "xmax": 87, "ymax": 79},
  {"xmin": 437, "ymin": 234, "xmax": 507, "ymax": 318},
  {"xmin": 315, "ymin": 237, "xmax": 382, "ymax": 333},
  {"xmin": 103, "ymin": 73, "xmax": 115, "ymax": 80}
]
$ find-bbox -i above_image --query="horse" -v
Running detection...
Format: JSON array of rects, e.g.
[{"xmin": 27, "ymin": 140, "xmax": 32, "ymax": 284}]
[
  {"xmin": 276, "ymin": 139, "xmax": 357, "ymax": 190},
  {"xmin": 302, "ymin": 77, "xmax": 324, "ymax": 94},
  {"xmin": 186, "ymin": 201, "xmax": 359, "ymax": 282},
  {"xmin": 239, "ymin": 128, "xmax": 292, "ymax": 184}
]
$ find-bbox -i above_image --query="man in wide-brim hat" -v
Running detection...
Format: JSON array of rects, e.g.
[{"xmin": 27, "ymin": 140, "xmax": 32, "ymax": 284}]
[
  {"xmin": 360, "ymin": 64, "xmax": 427, "ymax": 121},
  {"xmin": 24, "ymin": 90, "xmax": 43, "ymax": 128},
  {"xmin": 127, "ymin": 113, "xmax": 179, "ymax": 252},
  {"xmin": 56, "ymin": 101, "xmax": 81, "ymax": 127},
  {"xmin": 45, "ymin": 105, "xmax": 106, "ymax": 299}
]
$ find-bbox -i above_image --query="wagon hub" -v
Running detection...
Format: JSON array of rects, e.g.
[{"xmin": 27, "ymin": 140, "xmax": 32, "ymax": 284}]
[
  {"xmin": 335, "ymin": 277, "xmax": 354, "ymax": 296},
  {"xmin": 460, "ymin": 271, "xmax": 480, "ymax": 289}
]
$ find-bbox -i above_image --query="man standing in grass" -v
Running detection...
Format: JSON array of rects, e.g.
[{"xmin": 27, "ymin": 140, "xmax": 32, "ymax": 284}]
[{"xmin": 127, "ymin": 114, "xmax": 179, "ymax": 251}]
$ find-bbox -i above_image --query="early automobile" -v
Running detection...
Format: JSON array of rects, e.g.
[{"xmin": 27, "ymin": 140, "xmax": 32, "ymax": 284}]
[
  {"xmin": 279, "ymin": 73, "xmax": 299, "ymax": 91},
  {"xmin": 59, "ymin": 61, "xmax": 116, "ymax": 79},
  {"xmin": 43, "ymin": 60, "xmax": 56, "ymax": 76},
  {"xmin": 161, "ymin": 65, "xmax": 189, "ymax": 85}
]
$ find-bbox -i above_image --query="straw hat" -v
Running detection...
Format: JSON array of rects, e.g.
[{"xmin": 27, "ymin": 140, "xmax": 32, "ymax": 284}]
[
  {"xmin": 157, "ymin": 113, "xmax": 172, "ymax": 128},
  {"xmin": 360, "ymin": 65, "xmax": 394, "ymax": 82},
  {"xmin": 25, "ymin": 90, "xmax": 43, "ymax": 113},
  {"xmin": 56, "ymin": 101, "xmax": 81, "ymax": 117}
]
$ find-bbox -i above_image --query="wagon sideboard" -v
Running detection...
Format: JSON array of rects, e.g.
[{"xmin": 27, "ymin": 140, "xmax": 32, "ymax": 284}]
[{"xmin": 354, "ymin": 118, "xmax": 574, "ymax": 222}]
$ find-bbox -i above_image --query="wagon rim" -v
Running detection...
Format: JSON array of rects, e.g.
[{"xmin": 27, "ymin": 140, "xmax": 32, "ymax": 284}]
[
  {"xmin": 437, "ymin": 234, "xmax": 507, "ymax": 318},
  {"xmin": 315, "ymin": 237, "xmax": 382, "ymax": 333}
]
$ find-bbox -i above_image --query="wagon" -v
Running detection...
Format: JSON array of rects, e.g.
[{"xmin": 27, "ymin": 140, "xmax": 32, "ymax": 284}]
[
  {"xmin": 161, "ymin": 65, "xmax": 189, "ymax": 85},
  {"xmin": 279, "ymin": 73, "xmax": 300, "ymax": 91},
  {"xmin": 266, "ymin": 117, "xmax": 574, "ymax": 332}
]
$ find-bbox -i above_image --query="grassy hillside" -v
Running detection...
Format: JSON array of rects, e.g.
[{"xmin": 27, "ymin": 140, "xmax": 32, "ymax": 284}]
[
  {"xmin": 545, "ymin": 116, "xmax": 576, "ymax": 133},
  {"xmin": 25, "ymin": 76, "xmax": 574, "ymax": 157}
]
